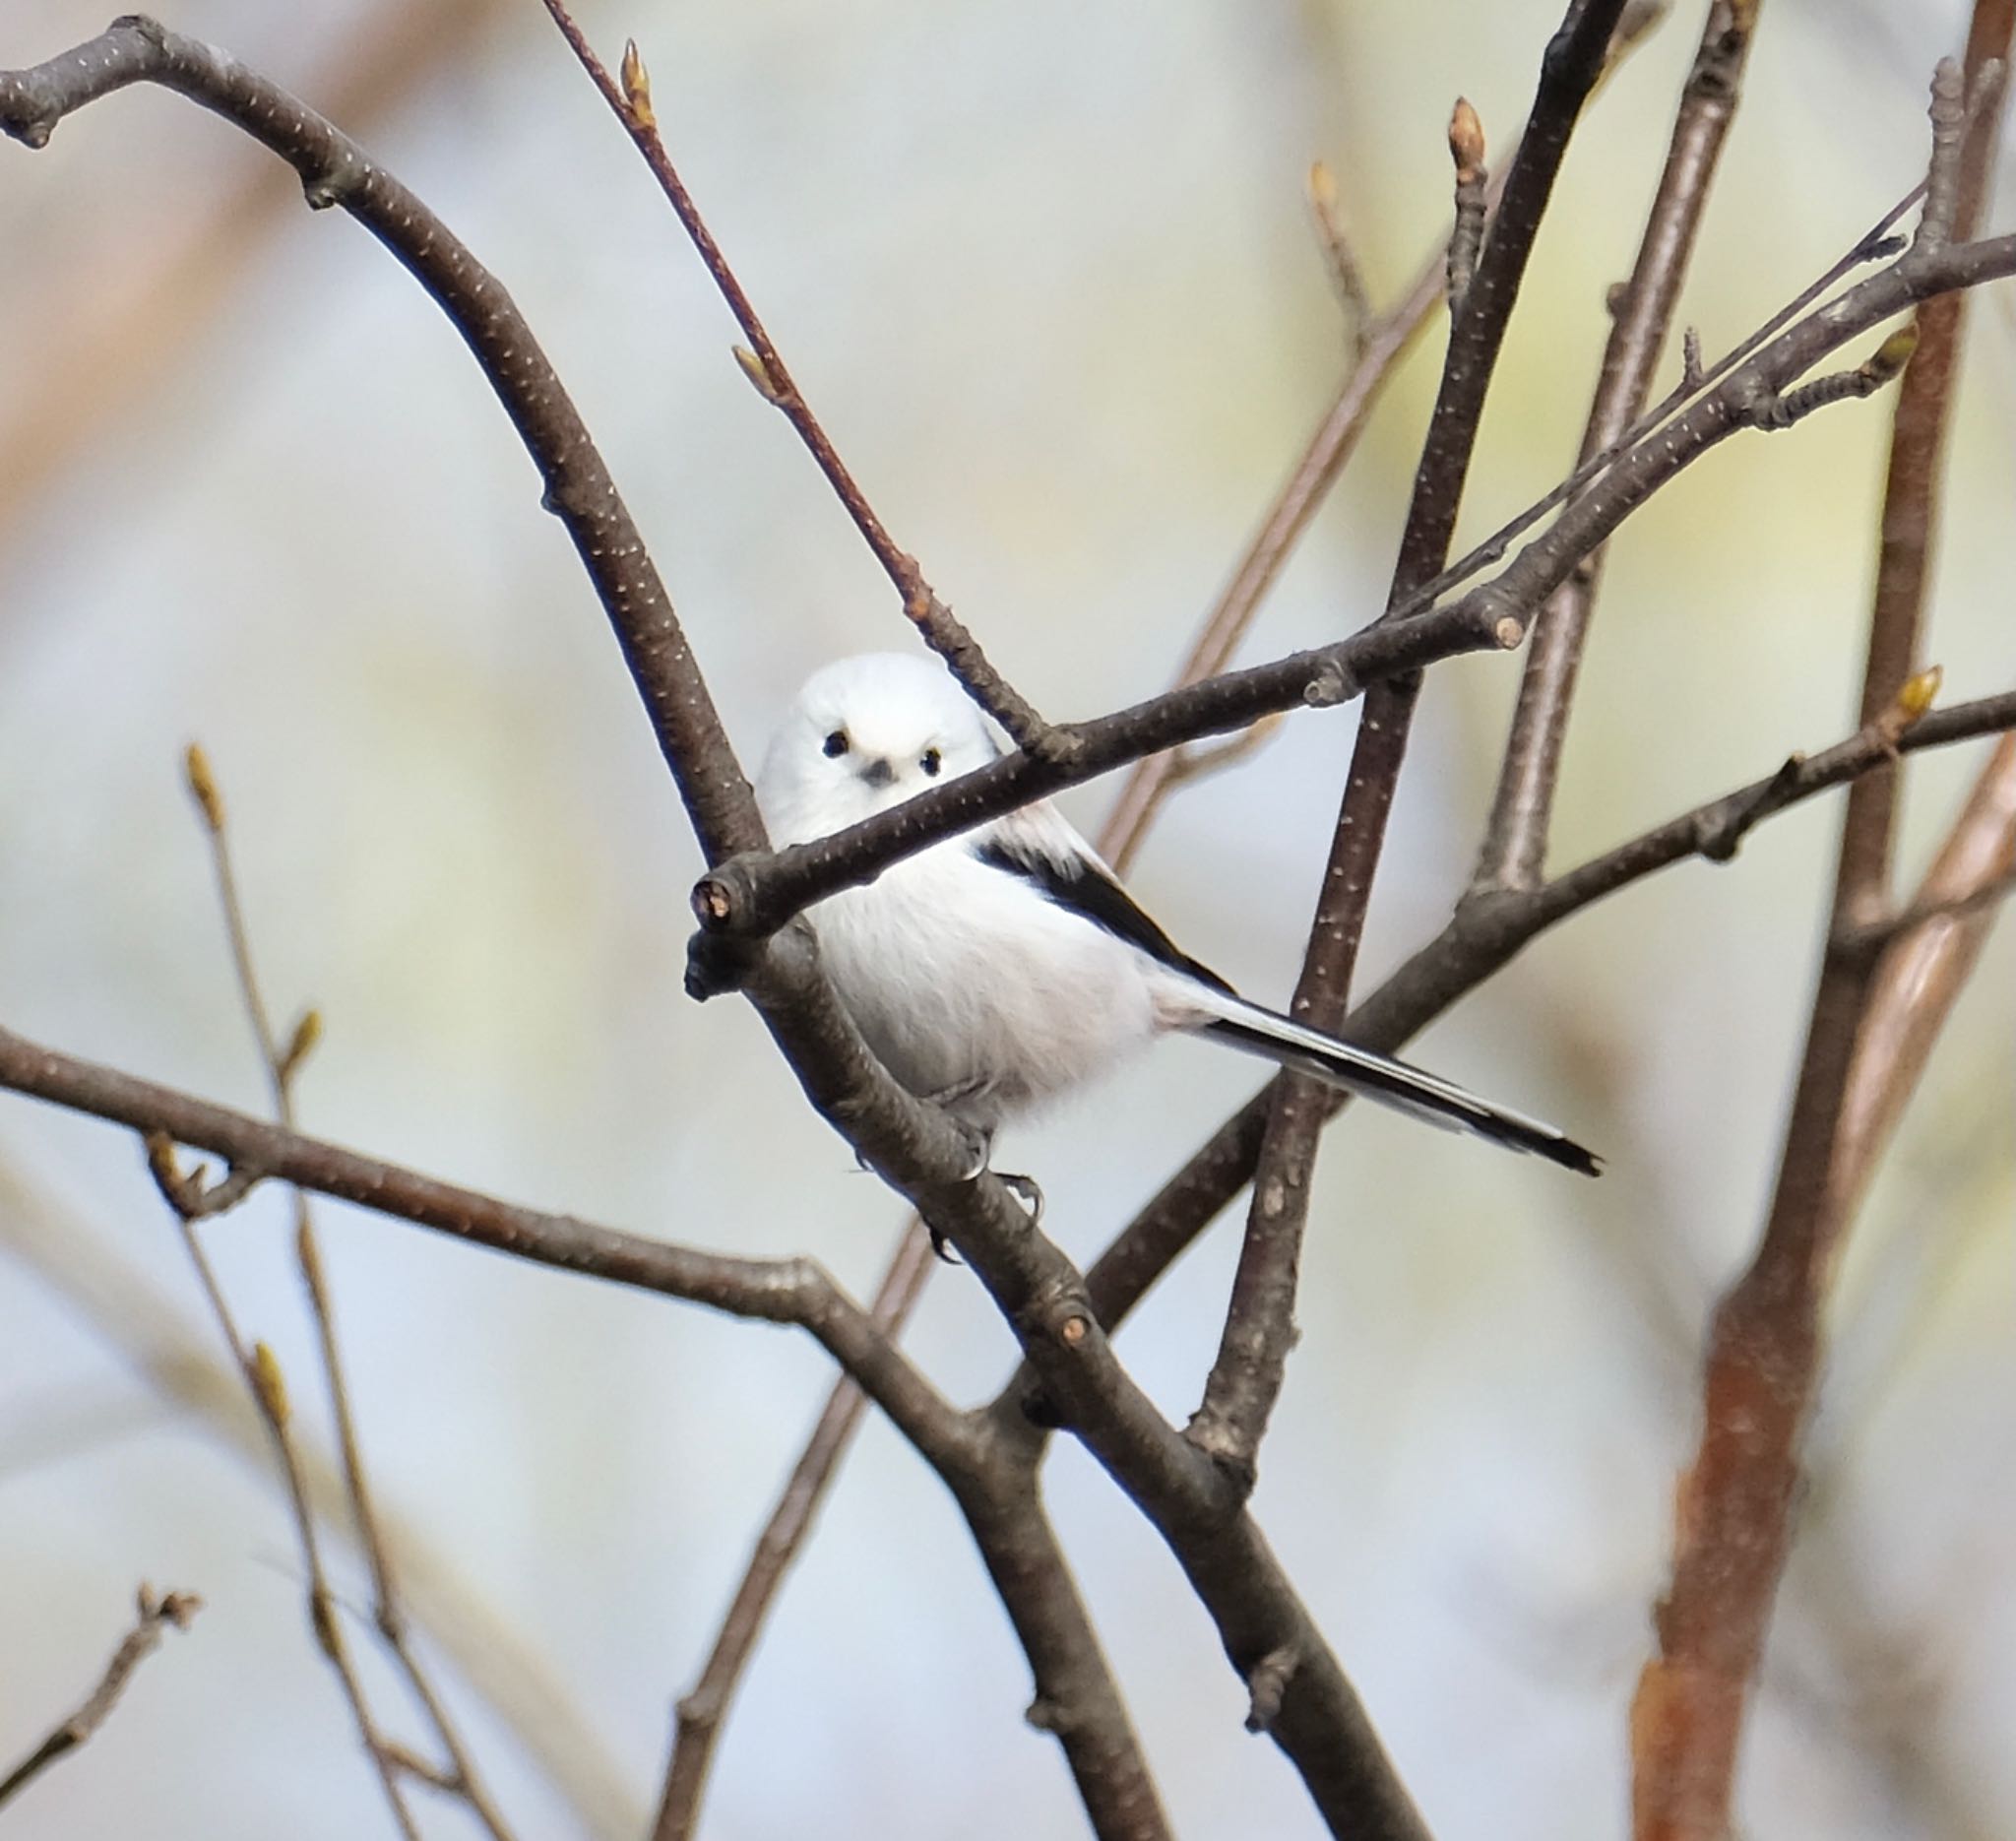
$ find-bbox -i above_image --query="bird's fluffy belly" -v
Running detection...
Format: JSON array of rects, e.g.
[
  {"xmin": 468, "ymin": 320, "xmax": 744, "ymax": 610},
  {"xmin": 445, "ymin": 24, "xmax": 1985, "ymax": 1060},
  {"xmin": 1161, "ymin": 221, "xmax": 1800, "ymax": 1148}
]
[{"xmin": 808, "ymin": 850, "xmax": 1160, "ymax": 1126}]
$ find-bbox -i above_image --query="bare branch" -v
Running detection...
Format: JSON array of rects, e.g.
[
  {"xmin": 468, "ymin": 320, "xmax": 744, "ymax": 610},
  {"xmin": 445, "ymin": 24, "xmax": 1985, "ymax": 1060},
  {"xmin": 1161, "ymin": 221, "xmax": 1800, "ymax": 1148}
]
[
  {"xmin": 0, "ymin": 1587, "xmax": 201, "ymax": 1812},
  {"xmin": 652, "ymin": 1220, "xmax": 937, "ymax": 1841},
  {"xmin": 1474, "ymin": 0, "xmax": 1761, "ymax": 893},
  {"xmin": 535, "ymin": 3, "xmax": 1061, "ymax": 759},
  {"xmin": 0, "ymin": 1154, "xmax": 642, "ymax": 1837},
  {"xmin": 183, "ymin": 745, "xmax": 519, "ymax": 1840},
  {"xmin": 1097, "ymin": 3, "xmax": 1669, "ymax": 870},
  {"xmin": 1188, "ymin": 0, "xmax": 1633, "ymax": 1488},
  {"xmin": 691, "ymin": 596, "xmax": 1521, "ymax": 946},
  {"xmin": 1631, "ymin": 25, "xmax": 2013, "ymax": 1839},
  {"xmin": 1445, "ymin": 97, "xmax": 1488, "ymax": 307},
  {"xmin": 1833, "ymin": 734, "xmax": 2016, "ymax": 1212}
]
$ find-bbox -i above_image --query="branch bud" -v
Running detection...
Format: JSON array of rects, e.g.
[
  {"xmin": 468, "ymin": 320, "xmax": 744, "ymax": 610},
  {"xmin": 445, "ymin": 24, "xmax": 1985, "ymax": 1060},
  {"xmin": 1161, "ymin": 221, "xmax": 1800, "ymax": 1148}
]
[
  {"xmin": 183, "ymin": 743, "xmax": 224, "ymax": 832},
  {"xmin": 732, "ymin": 345, "xmax": 788, "ymax": 406},
  {"xmin": 1448, "ymin": 97, "xmax": 1485, "ymax": 180},
  {"xmin": 1863, "ymin": 325, "xmax": 1919, "ymax": 385},
  {"xmin": 619, "ymin": 39, "xmax": 656, "ymax": 130},
  {"xmin": 250, "ymin": 1341, "xmax": 290, "ymax": 1428},
  {"xmin": 280, "ymin": 1008, "xmax": 323, "ymax": 1083}
]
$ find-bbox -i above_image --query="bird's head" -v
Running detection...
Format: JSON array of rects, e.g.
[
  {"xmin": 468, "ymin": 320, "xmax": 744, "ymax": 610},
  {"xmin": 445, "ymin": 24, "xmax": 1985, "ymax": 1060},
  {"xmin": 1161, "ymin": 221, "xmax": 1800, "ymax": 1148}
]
[{"xmin": 758, "ymin": 652, "xmax": 1000, "ymax": 845}]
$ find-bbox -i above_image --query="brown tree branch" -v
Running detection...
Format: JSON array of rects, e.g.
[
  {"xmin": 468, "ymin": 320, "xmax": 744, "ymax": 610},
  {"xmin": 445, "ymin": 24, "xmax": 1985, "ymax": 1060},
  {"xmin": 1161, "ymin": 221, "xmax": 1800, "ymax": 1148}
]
[
  {"xmin": 1187, "ymin": 0, "xmax": 1632, "ymax": 1484},
  {"xmin": 535, "ymin": 1, "xmax": 1060, "ymax": 759},
  {"xmin": 1474, "ymin": 0, "xmax": 1761, "ymax": 894},
  {"xmin": 689, "ymin": 594, "xmax": 1524, "ymax": 944},
  {"xmin": 0, "ymin": 987, "xmax": 1417, "ymax": 1837},
  {"xmin": 1100, "ymin": 0, "xmax": 1670, "ymax": 873},
  {"xmin": 182, "ymin": 746, "xmax": 518, "ymax": 1840},
  {"xmin": 728, "ymin": 927, "xmax": 1429, "ymax": 1837},
  {"xmin": 0, "ymin": 1019, "xmax": 979, "ymax": 1465},
  {"xmin": 1631, "ymin": 30, "xmax": 2012, "ymax": 1841},
  {"xmin": 0, "ymin": 1587, "xmax": 202, "ymax": 1812}
]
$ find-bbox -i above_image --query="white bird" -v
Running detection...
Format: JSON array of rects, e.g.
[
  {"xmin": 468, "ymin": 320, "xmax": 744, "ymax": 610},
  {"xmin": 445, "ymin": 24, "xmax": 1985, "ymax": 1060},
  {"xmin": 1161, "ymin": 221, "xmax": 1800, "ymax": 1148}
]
[{"xmin": 757, "ymin": 654, "xmax": 1600, "ymax": 1203}]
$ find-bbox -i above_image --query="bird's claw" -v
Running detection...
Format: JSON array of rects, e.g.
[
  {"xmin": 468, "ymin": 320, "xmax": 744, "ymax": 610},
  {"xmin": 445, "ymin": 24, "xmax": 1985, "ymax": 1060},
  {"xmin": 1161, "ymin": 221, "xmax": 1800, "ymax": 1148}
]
[{"xmin": 996, "ymin": 1171, "xmax": 1044, "ymax": 1225}]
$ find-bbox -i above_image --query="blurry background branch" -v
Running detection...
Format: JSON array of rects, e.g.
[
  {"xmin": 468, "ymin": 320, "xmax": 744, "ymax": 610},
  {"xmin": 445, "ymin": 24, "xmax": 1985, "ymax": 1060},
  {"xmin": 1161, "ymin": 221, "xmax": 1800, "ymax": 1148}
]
[{"xmin": 0, "ymin": 1586, "xmax": 201, "ymax": 1814}]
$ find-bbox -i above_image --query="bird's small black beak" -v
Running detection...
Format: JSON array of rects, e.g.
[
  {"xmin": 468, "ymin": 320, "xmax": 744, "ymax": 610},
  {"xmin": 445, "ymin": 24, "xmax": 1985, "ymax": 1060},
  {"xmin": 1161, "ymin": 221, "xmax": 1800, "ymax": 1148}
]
[{"xmin": 858, "ymin": 757, "xmax": 896, "ymax": 790}]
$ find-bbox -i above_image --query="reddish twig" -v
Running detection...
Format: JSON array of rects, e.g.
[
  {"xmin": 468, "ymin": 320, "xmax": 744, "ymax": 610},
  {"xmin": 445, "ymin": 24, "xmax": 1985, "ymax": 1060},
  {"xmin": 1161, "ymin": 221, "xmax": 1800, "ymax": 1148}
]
[{"xmin": 1631, "ymin": 29, "xmax": 2013, "ymax": 1841}]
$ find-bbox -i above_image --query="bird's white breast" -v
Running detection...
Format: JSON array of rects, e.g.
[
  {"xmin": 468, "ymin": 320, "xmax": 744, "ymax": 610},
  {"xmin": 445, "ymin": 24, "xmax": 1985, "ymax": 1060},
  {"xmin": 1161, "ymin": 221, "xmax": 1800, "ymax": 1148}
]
[{"xmin": 808, "ymin": 838, "xmax": 1162, "ymax": 1129}]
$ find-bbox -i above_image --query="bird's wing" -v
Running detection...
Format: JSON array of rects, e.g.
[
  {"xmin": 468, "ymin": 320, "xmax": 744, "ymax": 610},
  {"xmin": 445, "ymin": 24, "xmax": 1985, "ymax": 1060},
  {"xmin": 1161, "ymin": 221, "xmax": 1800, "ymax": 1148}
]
[{"xmin": 973, "ymin": 805, "xmax": 1234, "ymax": 994}]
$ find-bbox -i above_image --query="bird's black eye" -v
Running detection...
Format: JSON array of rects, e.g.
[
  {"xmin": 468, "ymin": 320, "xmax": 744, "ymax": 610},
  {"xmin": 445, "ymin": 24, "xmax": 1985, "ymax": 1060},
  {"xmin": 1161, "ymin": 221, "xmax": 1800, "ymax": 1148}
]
[
  {"xmin": 822, "ymin": 730, "xmax": 850, "ymax": 759},
  {"xmin": 919, "ymin": 747, "xmax": 943, "ymax": 778}
]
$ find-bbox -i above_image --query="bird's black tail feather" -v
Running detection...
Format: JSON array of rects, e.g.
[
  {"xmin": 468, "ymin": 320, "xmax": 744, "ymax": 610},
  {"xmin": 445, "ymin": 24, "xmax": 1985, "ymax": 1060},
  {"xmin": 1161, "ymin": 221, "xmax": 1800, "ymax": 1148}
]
[{"xmin": 1194, "ymin": 993, "xmax": 1601, "ymax": 1176}]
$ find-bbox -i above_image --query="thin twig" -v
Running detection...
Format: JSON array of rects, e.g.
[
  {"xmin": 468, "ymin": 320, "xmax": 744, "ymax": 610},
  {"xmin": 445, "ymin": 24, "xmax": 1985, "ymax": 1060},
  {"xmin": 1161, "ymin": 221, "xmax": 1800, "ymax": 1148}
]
[
  {"xmin": 1833, "ymin": 734, "xmax": 2016, "ymax": 1213},
  {"xmin": 184, "ymin": 745, "xmax": 518, "ymax": 1839},
  {"xmin": 1078, "ymin": 3, "xmax": 1674, "ymax": 872},
  {"xmin": 1446, "ymin": 98, "xmax": 1488, "ymax": 307},
  {"xmin": 651, "ymin": 1218, "xmax": 936, "ymax": 1841},
  {"xmin": 0, "ymin": 1153, "xmax": 643, "ymax": 1838},
  {"xmin": 1631, "ymin": 29, "xmax": 2012, "ymax": 1841},
  {"xmin": 156, "ymin": 1196, "xmax": 422, "ymax": 1837},
  {"xmin": 536, "ymin": 3, "xmax": 1062, "ymax": 759},
  {"xmin": 1306, "ymin": 161, "xmax": 1372, "ymax": 353},
  {"xmin": 1474, "ymin": 0, "xmax": 1762, "ymax": 894},
  {"xmin": 0, "ymin": 1587, "xmax": 201, "ymax": 1812},
  {"xmin": 1188, "ymin": 0, "xmax": 1633, "ymax": 1486}
]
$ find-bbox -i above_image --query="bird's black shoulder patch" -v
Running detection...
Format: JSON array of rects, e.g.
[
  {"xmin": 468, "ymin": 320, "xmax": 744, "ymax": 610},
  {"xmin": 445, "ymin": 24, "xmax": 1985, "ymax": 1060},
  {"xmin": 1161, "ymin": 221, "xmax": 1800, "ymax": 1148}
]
[{"xmin": 976, "ymin": 836, "xmax": 1233, "ymax": 993}]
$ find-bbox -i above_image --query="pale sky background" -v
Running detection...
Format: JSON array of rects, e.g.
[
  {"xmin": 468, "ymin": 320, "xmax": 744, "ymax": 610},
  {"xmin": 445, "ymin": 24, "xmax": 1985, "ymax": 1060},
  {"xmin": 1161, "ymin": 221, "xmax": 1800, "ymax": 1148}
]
[{"xmin": 0, "ymin": 1, "xmax": 2010, "ymax": 1837}]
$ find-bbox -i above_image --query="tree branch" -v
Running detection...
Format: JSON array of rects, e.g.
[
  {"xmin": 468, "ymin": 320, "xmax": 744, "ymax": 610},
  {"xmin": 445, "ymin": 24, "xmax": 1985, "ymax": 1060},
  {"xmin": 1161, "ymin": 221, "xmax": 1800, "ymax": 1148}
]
[
  {"xmin": 650, "ymin": 1220, "xmax": 935, "ymax": 1841},
  {"xmin": 689, "ymin": 595, "xmax": 1522, "ymax": 943},
  {"xmin": 1187, "ymin": 0, "xmax": 1632, "ymax": 1485},
  {"xmin": 0, "ymin": 1020, "xmax": 978, "ymax": 1475},
  {"xmin": 1833, "ymin": 732, "xmax": 2016, "ymax": 1213},
  {"xmin": 0, "ymin": 1587, "xmax": 202, "ymax": 1812},
  {"xmin": 183, "ymin": 745, "xmax": 519, "ymax": 1839},
  {"xmin": 535, "ymin": 1, "xmax": 1060, "ymax": 758},
  {"xmin": 1474, "ymin": 0, "xmax": 1760, "ymax": 894},
  {"xmin": 1626, "ymin": 32, "xmax": 2012, "ymax": 1838}
]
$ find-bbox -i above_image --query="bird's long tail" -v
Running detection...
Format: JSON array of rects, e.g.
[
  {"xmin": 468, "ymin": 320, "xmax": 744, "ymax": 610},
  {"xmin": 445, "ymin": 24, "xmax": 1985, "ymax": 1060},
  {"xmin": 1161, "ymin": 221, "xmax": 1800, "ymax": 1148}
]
[{"xmin": 1177, "ymin": 985, "xmax": 1601, "ymax": 1175}]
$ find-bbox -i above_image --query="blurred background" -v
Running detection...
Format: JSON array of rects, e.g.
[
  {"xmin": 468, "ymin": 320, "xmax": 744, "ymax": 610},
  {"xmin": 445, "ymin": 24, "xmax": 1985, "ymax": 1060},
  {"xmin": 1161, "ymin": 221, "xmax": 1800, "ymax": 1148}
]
[{"xmin": 0, "ymin": 0, "xmax": 2009, "ymax": 1835}]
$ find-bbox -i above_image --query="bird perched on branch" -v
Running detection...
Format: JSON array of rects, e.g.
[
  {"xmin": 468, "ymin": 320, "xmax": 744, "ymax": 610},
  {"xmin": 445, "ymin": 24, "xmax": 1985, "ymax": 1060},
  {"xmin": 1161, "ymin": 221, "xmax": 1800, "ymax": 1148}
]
[{"xmin": 758, "ymin": 653, "xmax": 1599, "ymax": 1224}]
